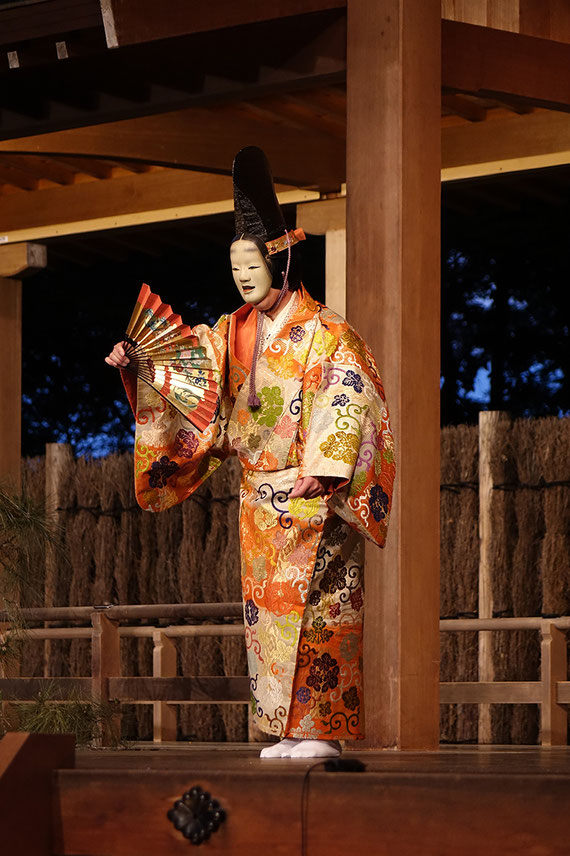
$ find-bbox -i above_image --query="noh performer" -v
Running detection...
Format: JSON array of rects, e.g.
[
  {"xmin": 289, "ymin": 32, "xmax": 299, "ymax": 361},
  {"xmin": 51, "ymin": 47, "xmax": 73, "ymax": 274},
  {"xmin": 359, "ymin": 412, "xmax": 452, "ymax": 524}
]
[{"xmin": 106, "ymin": 147, "xmax": 395, "ymax": 758}]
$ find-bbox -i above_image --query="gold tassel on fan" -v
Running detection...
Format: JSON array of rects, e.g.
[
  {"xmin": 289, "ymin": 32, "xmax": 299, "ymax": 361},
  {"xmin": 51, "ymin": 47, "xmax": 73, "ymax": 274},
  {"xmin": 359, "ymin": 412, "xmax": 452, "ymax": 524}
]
[{"xmin": 123, "ymin": 283, "xmax": 220, "ymax": 433}]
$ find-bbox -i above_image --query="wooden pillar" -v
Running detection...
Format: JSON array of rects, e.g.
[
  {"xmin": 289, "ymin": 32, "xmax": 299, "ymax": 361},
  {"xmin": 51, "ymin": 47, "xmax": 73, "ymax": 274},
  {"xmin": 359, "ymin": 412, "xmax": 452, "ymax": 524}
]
[
  {"xmin": 0, "ymin": 243, "xmax": 47, "ymax": 492},
  {"xmin": 0, "ymin": 277, "xmax": 22, "ymax": 491},
  {"xmin": 346, "ymin": 0, "xmax": 441, "ymax": 749}
]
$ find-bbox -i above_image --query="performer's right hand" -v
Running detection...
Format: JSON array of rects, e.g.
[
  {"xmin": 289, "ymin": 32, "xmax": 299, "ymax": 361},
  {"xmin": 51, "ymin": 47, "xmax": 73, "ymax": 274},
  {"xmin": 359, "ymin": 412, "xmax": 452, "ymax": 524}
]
[{"xmin": 105, "ymin": 342, "xmax": 130, "ymax": 368}]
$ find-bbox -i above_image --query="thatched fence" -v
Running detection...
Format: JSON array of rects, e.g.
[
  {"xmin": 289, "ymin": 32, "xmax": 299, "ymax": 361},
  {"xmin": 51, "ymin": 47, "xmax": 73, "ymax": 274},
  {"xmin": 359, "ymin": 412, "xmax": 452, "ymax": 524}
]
[
  {"xmin": 20, "ymin": 451, "xmax": 245, "ymax": 743},
  {"xmin": 15, "ymin": 413, "xmax": 570, "ymax": 744},
  {"xmin": 440, "ymin": 413, "xmax": 569, "ymax": 744}
]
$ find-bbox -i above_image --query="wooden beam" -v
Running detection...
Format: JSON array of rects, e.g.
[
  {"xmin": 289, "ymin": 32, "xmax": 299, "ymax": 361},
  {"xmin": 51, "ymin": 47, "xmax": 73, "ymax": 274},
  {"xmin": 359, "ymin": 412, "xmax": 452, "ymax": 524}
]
[
  {"xmin": 0, "ymin": 243, "xmax": 47, "ymax": 277},
  {"xmin": 0, "ymin": 677, "xmax": 92, "ymax": 699},
  {"xmin": 100, "ymin": 0, "xmax": 346, "ymax": 47},
  {"xmin": 0, "ymin": 154, "xmax": 78, "ymax": 186},
  {"xmin": 442, "ymin": 94, "xmax": 487, "ymax": 122},
  {"xmin": 0, "ymin": 161, "xmax": 40, "ymax": 191},
  {"xmin": 442, "ymin": 108, "xmax": 570, "ymax": 180},
  {"xmin": 297, "ymin": 196, "xmax": 346, "ymax": 233},
  {"xmin": 0, "ymin": 0, "xmax": 103, "ymax": 46},
  {"xmin": 47, "ymin": 155, "xmax": 113, "ymax": 179},
  {"xmin": 443, "ymin": 20, "xmax": 570, "ymax": 111},
  {"xmin": 346, "ymin": 0, "xmax": 441, "ymax": 750},
  {"xmin": 297, "ymin": 107, "xmax": 570, "ymax": 188},
  {"xmin": 442, "ymin": 0, "xmax": 570, "ymax": 44},
  {"xmin": 440, "ymin": 682, "xmax": 542, "ymax": 704},
  {"xmin": 0, "ymin": 168, "xmax": 319, "ymax": 242},
  {"xmin": 108, "ymin": 676, "xmax": 250, "ymax": 702},
  {"xmin": 0, "ymin": 103, "xmax": 345, "ymax": 190}
]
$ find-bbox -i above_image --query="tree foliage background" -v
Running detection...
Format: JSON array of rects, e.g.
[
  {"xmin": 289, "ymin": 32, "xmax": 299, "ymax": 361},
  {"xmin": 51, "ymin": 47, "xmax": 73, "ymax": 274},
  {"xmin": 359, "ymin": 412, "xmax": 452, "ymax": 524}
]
[{"xmin": 441, "ymin": 166, "xmax": 568, "ymax": 425}]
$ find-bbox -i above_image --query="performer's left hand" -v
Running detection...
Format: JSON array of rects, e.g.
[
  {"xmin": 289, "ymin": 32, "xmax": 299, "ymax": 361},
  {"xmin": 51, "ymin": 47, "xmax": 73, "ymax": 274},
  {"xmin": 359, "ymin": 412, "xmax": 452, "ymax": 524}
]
[{"xmin": 289, "ymin": 476, "xmax": 337, "ymax": 500}]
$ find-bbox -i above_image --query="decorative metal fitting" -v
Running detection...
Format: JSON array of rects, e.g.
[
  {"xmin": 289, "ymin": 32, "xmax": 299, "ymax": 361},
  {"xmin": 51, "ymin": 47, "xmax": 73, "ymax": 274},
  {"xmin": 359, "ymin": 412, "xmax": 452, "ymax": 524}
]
[{"xmin": 167, "ymin": 786, "xmax": 226, "ymax": 845}]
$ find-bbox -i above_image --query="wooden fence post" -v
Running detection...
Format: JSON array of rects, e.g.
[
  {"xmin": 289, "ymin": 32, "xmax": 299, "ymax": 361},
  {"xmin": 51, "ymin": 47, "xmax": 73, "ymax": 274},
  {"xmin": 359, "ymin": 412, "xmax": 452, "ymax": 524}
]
[
  {"xmin": 540, "ymin": 621, "xmax": 567, "ymax": 746},
  {"xmin": 152, "ymin": 629, "xmax": 177, "ymax": 743},
  {"xmin": 44, "ymin": 443, "xmax": 73, "ymax": 676},
  {"xmin": 478, "ymin": 411, "xmax": 510, "ymax": 743},
  {"xmin": 91, "ymin": 611, "xmax": 121, "ymax": 746}
]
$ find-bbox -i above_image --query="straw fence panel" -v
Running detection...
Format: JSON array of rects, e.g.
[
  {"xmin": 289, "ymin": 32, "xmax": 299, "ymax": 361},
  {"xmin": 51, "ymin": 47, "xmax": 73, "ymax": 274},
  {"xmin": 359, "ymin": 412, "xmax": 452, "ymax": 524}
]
[
  {"xmin": 439, "ymin": 424, "xmax": 479, "ymax": 743},
  {"xmin": 17, "ymin": 414, "xmax": 570, "ymax": 743}
]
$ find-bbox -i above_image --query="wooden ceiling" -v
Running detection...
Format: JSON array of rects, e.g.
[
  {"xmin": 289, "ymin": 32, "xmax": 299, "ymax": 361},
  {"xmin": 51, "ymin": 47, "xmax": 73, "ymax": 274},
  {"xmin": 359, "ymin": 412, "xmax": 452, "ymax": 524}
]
[
  {"xmin": 0, "ymin": 88, "xmax": 544, "ymax": 195},
  {"xmin": 1, "ymin": 1, "xmax": 569, "ymax": 241},
  {"xmin": 2, "ymin": 5, "xmax": 570, "ymax": 146}
]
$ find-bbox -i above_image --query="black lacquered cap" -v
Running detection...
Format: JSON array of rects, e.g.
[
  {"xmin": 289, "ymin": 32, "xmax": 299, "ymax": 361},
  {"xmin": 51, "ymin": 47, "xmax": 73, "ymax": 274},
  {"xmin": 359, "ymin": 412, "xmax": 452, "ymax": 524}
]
[{"xmin": 232, "ymin": 146, "xmax": 287, "ymax": 242}]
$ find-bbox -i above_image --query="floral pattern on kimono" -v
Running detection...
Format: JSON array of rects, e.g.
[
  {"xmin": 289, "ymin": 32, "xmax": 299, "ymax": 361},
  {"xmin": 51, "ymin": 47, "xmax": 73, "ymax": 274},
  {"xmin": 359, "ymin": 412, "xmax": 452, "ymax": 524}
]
[{"xmin": 122, "ymin": 286, "xmax": 395, "ymax": 740}]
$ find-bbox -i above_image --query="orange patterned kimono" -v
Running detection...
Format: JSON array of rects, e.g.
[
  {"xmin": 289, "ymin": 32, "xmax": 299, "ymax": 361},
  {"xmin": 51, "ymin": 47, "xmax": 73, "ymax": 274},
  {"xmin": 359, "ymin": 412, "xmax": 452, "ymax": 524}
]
[{"xmin": 123, "ymin": 286, "xmax": 395, "ymax": 740}]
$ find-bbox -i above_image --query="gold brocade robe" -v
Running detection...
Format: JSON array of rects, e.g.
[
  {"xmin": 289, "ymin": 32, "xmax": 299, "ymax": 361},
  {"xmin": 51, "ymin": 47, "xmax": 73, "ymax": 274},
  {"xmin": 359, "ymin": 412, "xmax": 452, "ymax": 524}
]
[{"xmin": 124, "ymin": 286, "xmax": 395, "ymax": 739}]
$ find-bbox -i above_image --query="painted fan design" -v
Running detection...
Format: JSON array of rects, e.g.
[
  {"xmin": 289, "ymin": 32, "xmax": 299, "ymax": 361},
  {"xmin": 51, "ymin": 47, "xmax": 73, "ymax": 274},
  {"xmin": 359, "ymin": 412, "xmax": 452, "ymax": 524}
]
[{"xmin": 123, "ymin": 283, "xmax": 220, "ymax": 432}]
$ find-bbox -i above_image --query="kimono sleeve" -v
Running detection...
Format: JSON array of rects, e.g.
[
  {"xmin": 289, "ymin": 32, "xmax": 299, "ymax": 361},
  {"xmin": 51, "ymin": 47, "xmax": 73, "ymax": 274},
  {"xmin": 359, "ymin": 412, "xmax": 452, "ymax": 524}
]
[
  {"xmin": 122, "ymin": 316, "xmax": 232, "ymax": 512},
  {"xmin": 300, "ymin": 321, "xmax": 396, "ymax": 548}
]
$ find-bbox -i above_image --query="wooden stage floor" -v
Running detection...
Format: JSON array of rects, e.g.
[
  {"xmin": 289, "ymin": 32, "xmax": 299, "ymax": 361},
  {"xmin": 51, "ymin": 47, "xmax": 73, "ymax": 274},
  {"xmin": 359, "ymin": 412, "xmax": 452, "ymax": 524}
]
[
  {"xmin": 53, "ymin": 743, "xmax": 570, "ymax": 855},
  {"xmin": 75, "ymin": 740, "xmax": 570, "ymax": 775}
]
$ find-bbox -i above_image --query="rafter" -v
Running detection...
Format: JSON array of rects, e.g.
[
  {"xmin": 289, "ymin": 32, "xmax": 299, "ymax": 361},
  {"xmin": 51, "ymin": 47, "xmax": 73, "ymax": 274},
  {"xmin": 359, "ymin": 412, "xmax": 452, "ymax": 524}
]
[
  {"xmin": 0, "ymin": 162, "xmax": 39, "ymax": 191},
  {"xmin": 45, "ymin": 155, "xmax": 114, "ymax": 179},
  {"xmin": 442, "ymin": 109, "xmax": 570, "ymax": 180},
  {"xmin": 0, "ymin": 155, "xmax": 76, "ymax": 186},
  {"xmin": 442, "ymin": 94, "xmax": 487, "ymax": 122},
  {"xmin": 0, "ymin": 104, "xmax": 345, "ymax": 190}
]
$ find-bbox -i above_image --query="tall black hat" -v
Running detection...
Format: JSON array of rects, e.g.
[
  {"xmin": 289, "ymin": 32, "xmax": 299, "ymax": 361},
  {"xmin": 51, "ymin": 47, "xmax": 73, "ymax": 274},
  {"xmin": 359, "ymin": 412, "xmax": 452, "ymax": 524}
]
[
  {"xmin": 232, "ymin": 146, "xmax": 286, "ymax": 242},
  {"xmin": 231, "ymin": 146, "xmax": 305, "ymax": 408}
]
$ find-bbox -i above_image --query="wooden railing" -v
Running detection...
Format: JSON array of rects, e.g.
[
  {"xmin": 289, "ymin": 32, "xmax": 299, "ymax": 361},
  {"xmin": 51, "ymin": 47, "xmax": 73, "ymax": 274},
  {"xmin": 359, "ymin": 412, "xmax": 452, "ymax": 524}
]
[
  {"xmin": 0, "ymin": 603, "xmax": 248, "ymax": 745},
  {"xmin": 1, "ymin": 606, "xmax": 568, "ymax": 745},
  {"xmin": 441, "ymin": 616, "xmax": 569, "ymax": 746}
]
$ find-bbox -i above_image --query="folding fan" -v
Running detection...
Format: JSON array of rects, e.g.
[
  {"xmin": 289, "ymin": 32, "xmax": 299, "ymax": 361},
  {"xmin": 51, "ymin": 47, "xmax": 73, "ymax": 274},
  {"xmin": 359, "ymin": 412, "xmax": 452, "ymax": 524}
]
[{"xmin": 123, "ymin": 283, "xmax": 220, "ymax": 433}]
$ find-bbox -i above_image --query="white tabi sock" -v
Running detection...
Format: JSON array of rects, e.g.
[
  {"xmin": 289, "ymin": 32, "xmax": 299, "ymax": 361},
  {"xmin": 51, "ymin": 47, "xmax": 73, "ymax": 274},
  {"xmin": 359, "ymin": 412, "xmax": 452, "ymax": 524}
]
[
  {"xmin": 259, "ymin": 738, "xmax": 302, "ymax": 758},
  {"xmin": 289, "ymin": 739, "xmax": 341, "ymax": 758}
]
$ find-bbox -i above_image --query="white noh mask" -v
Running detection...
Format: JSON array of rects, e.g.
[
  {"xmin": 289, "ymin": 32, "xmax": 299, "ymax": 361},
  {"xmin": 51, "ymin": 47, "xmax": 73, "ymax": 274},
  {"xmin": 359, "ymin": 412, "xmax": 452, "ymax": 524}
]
[{"xmin": 230, "ymin": 239, "xmax": 273, "ymax": 305}]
